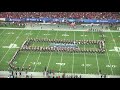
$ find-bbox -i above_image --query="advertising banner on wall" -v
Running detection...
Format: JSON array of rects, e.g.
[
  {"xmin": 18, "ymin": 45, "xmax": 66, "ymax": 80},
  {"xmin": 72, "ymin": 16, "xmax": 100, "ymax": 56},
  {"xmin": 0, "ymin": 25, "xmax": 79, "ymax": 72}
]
[{"xmin": 5, "ymin": 18, "xmax": 120, "ymax": 23}]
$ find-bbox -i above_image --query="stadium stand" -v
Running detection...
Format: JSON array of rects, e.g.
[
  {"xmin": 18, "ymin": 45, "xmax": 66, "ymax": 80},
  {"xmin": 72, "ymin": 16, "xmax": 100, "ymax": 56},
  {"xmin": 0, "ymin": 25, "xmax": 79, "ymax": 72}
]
[{"xmin": 0, "ymin": 12, "xmax": 120, "ymax": 19}]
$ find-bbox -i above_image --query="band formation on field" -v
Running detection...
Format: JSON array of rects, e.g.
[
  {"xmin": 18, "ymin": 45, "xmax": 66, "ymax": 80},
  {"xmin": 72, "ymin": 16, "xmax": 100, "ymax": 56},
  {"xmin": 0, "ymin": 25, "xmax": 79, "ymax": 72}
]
[{"xmin": 9, "ymin": 28, "xmax": 106, "ymax": 70}]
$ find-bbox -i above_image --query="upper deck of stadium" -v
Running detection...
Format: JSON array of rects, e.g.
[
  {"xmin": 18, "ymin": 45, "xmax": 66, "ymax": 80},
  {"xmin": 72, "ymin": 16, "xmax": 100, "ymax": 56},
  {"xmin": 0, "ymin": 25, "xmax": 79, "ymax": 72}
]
[{"xmin": 0, "ymin": 12, "xmax": 120, "ymax": 19}]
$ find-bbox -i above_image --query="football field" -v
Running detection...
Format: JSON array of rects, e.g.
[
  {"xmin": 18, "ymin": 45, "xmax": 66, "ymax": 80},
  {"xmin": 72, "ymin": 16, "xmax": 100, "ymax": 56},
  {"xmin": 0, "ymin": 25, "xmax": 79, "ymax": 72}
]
[{"xmin": 0, "ymin": 28, "xmax": 120, "ymax": 75}]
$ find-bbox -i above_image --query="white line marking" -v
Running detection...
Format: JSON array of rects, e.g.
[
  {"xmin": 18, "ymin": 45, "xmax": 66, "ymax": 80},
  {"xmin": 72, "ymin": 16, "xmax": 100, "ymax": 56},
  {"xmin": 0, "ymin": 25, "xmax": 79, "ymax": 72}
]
[
  {"xmin": 109, "ymin": 47, "xmax": 120, "ymax": 52},
  {"xmin": 59, "ymin": 53, "xmax": 64, "ymax": 72},
  {"xmin": 81, "ymin": 35, "xmax": 87, "ymax": 37},
  {"xmin": 3, "ymin": 44, "xmax": 19, "ymax": 49},
  {"xmin": 83, "ymin": 31, "xmax": 87, "ymax": 74},
  {"xmin": 105, "ymin": 51, "xmax": 114, "ymax": 74},
  {"xmin": 46, "ymin": 53, "xmax": 52, "ymax": 71},
  {"xmin": 32, "ymin": 53, "xmax": 42, "ymax": 67},
  {"xmin": 43, "ymin": 34, "xmax": 51, "ymax": 35},
  {"xmin": 33, "ymin": 30, "xmax": 50, "ymax": 72},
  {"xmin": 6, "ymin": 32, "xmax": 14, "ymax": 35},
  {"xmin": 46, "ymin": 30, "xmax": 58, "ymax": 71},
  {"xmin": 22, "ymin": 29, "xmax": 42, "ymax": 69},
  {"xmin": 72, "ymin": 32, "xmax": 75, "ymax": 74},
  {"xmin": 56, "ymin": 63, "xmax": 65, "ymax": 66},
  {"xmin": 1, "ymin": 27, "xmax": 120, "ymax": 32},
  {"xmin": 22, "ymin": 53, "xmax": 30, "ymax": 67},
  {"xmin": 0, "ymin": 33, "xmax": 11, "ymax": 47},
  {"xmin": 19, "ymin": 31, "xmax": 32, "ymax": 66},
  {"xmin": 0, "ymin": 30, "xmax": 5, "ymax": 36},
  {"xmin": 110, "ymin": 32, "xmax": 120, "ymax": 57},
  {"xmin": 91, "ymin": 31, "xmax": 100, "ymax": 74},
  {"xmin": 106, "ymin": 65, "xmax": 116, "ymax": 68},
  {"xmin": 59, "ymin": 31, "xmax": 67, "ymax": 72},
  {"xmin": 72, "ymin": 53, "xmax": 75, "ymax": 74},
  {"xmin": 0, "ymin": 30, "xmax": 24, "ymax": 64},
  {"xmin": 62, "ymin": 34, "xmax": 69, "ymax": 36},
  {"xmin": 102, "ymin": 33, "xmax": 114, "ymax": 75}
]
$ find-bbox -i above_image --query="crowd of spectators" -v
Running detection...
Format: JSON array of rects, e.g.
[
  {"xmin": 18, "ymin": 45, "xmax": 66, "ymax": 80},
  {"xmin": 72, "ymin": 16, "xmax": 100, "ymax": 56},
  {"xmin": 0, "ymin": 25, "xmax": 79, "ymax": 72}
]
[
  {"xmin": 0, "ymin": 22, "xmax": 25, "ymax": 27},
  {"xmin": 0, "ymin": 12, "xmax": 120, "ymax": 20}
]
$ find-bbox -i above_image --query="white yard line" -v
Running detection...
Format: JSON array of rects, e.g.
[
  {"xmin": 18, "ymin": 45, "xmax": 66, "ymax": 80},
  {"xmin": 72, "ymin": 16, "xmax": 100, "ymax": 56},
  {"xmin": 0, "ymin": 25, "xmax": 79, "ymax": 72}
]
[
  {"xmin": 109, "ymin": 32, "xmax": 120, "ymax": 57},
  {"xmin": 105, "ymin": 49, "xmax": 114, "ymax": 75},
  {"xmin": 22, "ymin": 53, "xmax": 30, "ymax": 67},
  {"xmin": 19, "ymin": 29, "xmax": 32, "ymax": 67},
  {"xmin": 100, "ymin": 32, "xmax": 114, "ymax": 75},
  {"xmin": 83, "ymin": 31, "xmax": 87, "ymax": 74},
  {"xmin": 32, "ymin": 51, "xmax": 41, "ymax": 71},
  {"xmin": 72, "ymin": 32, "xmax": 75, "ymax": 74},
  {"xmin": 0, "ymin": 32, "xmax": 12, "ymax": 47},
  {"xmin": 46, "ymin": 30, "xmax": 58, "ymax": 71},
  {"xmin": 91, "ymin": 31, "xmax": 100, "ymax": 74},
  {"xmin": 7, "ymin": 30, "xmax": 32, "ymax": 70},
  {"xmin": 33, "ymin": 30, "xmax": 50, "ymax": 72},
  {"xmin": 46, "ymin": 53, "xmax": 52, "ymax": 71},
  {"xmin": 59, "ymin": 31, "xmax": 67, "ymax": 72},
  {"xmin": 0, "ymin": 30, "xmax": 14, "ymax": 70},
  {"xmin": 22, "ymin": 29, "xmax": 44, "ymax": 68},
  {"xmin": 0, "ymin": 30, "xmax": 24, "ymax": 64},
  {"xmin": 15, "ymin": 30, "xmax": 32, "ymax": 68},
  {"xmin": 0, "ymin": 29, "xmax": 5, "ymax": 36},
  {"xmin": 72, "ymin": 52, "xmax": 75, "ymax": 74},
  {"xmin": 59, "ymin": 53, "xmax": 64, "ymax": 72}
]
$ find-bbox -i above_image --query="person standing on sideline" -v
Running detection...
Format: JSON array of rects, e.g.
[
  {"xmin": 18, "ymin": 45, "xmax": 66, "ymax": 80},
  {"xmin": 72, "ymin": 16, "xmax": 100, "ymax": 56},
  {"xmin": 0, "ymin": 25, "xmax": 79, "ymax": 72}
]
[{"xmin": 99, "ymin": 70, "xmax": 102, "ymax": 74}]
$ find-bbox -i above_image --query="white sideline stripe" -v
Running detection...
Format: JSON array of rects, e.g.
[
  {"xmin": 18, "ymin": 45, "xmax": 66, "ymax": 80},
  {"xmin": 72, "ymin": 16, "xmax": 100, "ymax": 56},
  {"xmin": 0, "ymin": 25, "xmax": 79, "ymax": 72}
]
[
  {"xmin": 33, "ymin": 30, "xmax": 50, "ymax": 72},
  {"xmin": 0, "ymin": 30, "xmax": 24, "ymax": 64},
  {"xmin": 110, "ymin": 32, "xmax": 120, "ymax": 57},
  {"xmin": 1, "ymin": 71, "xmax": 120, "ymax": 78},
  {"xmin": 46, "ymin": 30, "xmax": 58, "ymax": 71},
  {"xmin": 83, "ymin": 31, "xmax": 87, "ymax": 74},
  {"xmin": 0, "ymin": 27, "xmax": 87, "ymax": 31},
  {"xmin": 91, "ymin": 31, "xmax": 100, "ymax": 74},
  {"xmin": 0, "ymin": 27, "xmax": 120, "ymax": 32},
  {"xmin": 59, "ymin": 31, "xmax": 67, "ymax": 72}
]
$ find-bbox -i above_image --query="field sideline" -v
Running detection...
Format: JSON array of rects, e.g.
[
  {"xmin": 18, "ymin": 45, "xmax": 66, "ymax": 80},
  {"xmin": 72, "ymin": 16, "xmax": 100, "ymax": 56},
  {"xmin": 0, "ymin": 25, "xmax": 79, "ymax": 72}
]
[{"xmin": 0, "ymin": 28, "xmax": 120, "ymax": 75}]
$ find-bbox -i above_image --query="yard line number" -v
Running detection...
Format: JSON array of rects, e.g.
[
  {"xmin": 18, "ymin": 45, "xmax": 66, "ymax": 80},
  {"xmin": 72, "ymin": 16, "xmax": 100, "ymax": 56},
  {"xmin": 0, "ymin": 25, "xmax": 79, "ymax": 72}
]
[
  {"xmin": 81, "ymin": 64, "xmax": 91, "ymax": 67},
  {"xmin": 106, "ymin": 65, "xmax": 116, "ymax": 68}
]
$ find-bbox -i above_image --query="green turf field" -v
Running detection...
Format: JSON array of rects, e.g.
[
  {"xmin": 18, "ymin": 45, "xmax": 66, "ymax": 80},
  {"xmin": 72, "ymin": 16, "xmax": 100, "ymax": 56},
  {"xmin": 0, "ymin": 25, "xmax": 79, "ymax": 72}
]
[{"xmin": 0, "ymin": 29, "xmax": 120, "ymax": 75}]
